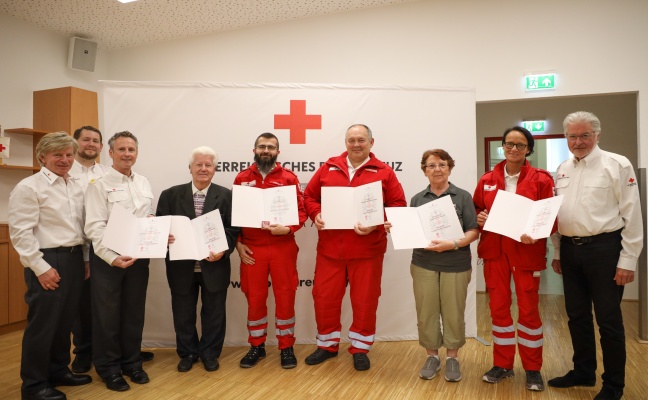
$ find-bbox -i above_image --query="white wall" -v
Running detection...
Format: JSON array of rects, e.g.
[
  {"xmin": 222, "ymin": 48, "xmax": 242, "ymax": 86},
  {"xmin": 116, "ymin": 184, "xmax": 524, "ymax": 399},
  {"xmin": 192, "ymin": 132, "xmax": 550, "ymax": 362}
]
[
  {"xmin": 1, "ymin": 0, "xmax": 646, "ymax": 297},
  {"xmin": 0, "ymin": 12, "xmax": 109, "ymax": 220}
]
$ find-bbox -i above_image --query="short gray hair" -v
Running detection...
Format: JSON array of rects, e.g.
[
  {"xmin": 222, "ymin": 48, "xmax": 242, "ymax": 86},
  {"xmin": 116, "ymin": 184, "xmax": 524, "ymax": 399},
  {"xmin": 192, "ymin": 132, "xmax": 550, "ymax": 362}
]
[
  {"xmin": 108, "ymin": 131, "xmax": 139, "ymax": 150},
  {"xmin": 188, "ymin": 146, "xmax": 218, "ymax": 167},
  {"xmin": 346, "ymin": 124, "xmax": 373, "ymax": 140},
  {"xmin": 563, "ymin": 111, "xmax": 602, "ymax": 135},
  {"xmin": 36, "ymin": 132, "xmax": 78, "ymax": 166}
]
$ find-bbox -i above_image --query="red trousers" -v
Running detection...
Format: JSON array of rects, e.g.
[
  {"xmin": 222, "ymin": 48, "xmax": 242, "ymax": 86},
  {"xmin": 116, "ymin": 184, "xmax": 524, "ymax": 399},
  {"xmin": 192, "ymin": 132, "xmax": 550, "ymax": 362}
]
[
  {"xmin": 484, "ymin": 252, "xmax": 543, "ymax": 371},
  {"xmin": 240, "ymin": 240, "xmax": 298, "ymax": 349},
  {"xmin": 312, "ymin": 254, "xmax": 384, "ymax": 354}
]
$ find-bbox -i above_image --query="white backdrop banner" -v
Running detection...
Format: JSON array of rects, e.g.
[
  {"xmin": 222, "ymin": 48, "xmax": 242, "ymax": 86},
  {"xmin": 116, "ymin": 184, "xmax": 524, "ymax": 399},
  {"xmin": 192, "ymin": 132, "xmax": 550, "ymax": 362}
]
[{"xmin": 100, "ymin": 81, "xmax": 478, "ymax": 348}]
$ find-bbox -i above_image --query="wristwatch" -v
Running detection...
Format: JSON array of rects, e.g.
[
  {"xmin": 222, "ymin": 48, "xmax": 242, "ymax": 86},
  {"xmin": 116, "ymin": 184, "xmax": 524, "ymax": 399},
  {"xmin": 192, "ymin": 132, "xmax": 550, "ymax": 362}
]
[{"xmin": 453, "ymin": 240, "xmax": 459, "ymax": 251}]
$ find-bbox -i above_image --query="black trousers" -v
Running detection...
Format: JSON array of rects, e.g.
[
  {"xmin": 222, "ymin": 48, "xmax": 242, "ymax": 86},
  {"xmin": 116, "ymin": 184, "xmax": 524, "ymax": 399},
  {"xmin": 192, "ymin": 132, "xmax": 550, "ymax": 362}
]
[
  {"xmin": 71, "ymin": 277, "xmax": 92, "ymax": 356},
  {"xmin": 72, "ymin": 245, "xmax": 95, "ymax": 356},
  {"xmin": 91, "ymin": 256, "xmax": 149, "ymax": 379},
  {"xmin": 171, "ymin": 272, "xmax": 228, "ymax": 360},
  {"xmin": 21, "ymin": 248, "xmax": 84, "ymax": 392},
  {"xmin": 560, "ymin": 231, "xmax": 625, "ymax": 391}
]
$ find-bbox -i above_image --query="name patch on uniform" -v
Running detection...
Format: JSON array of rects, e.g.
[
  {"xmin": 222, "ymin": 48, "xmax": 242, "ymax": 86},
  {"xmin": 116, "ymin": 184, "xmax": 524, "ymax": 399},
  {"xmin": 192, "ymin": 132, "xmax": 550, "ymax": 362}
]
[
  {"xmin": 484, "ymin": 184, "xmax": 496, "ymax": 191},
  {"xmin": 365, "ymin": 168, "xmax": 378, "ymax": 173},
  {"xmin": 329, "ymin": 167, "xmax": 340, "ymax": 171},
  {"xmin": 241, "ymin": 181, "xmax": 256, "ymax": 187}
]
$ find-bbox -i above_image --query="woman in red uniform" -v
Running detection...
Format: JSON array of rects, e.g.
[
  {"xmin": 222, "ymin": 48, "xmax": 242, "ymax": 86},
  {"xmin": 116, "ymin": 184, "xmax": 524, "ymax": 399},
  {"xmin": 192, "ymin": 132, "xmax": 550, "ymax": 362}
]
[{"xmin": 473, "ymin": 126, "xmax": 555, "ymax": 392}]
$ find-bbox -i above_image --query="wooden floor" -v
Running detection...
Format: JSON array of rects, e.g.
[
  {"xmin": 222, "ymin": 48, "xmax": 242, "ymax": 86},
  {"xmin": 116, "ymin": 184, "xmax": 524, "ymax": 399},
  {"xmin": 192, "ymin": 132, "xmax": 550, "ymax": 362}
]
[{"xmin": 1, "ymin": 293, "xmax": 647, "ymax": 400}]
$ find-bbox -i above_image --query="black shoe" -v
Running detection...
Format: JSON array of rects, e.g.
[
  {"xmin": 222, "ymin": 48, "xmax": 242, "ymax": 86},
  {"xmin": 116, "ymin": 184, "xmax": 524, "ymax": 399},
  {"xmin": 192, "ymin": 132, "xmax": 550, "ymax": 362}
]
[
  {"xmin": 103, "ymin": 374, "xmax": 130, "ymax": 392},
  {"xmin": 353, "ymin": 353, "xmax": 370, "ymax": 371},
  {"xmin": 21, "ymin": 387, "xmax": 66, "ymax": 400},
  {"xmin": 141, "ymin": 351, "xmax": 154, "ymax": 362},
  {"xmin": 202, "ymin": 358, "xmax": 219, "ymax": 372},
  {"xmin": 280, "ymin": 347, "xmax": 297, "ymax": 369},
  {"xmin": 50, "ymin": 371, "xmax": 92, "ymax": 387},
  {"xmin": 71, "ymin": 353, "xmax": 92, "ymax": 373},
  {"xmin": 177, "ymin": 354, "xmax": 199, "ymax": 372},
  {"xmin": 305, "ymin": 348, "xmax": 338, "ymax": 365},
  {"xmin": 548, "ymin": 370, "xmax": 596, "ymax": 388},
  {"xmin": 594, "ymin": 385, "xmax": 623, "ymax": 400},
  {"xmin": 123, "ymin": 368, "xmax": 150, "ymax": 384},
  {"xmin": 240, "ymin": 344, "xmax": 266, "ymax": 368}
]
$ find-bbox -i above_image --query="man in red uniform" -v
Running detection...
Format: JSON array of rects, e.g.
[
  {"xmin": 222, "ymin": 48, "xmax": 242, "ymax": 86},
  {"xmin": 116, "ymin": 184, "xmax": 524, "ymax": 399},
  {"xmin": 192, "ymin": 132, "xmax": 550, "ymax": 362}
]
[
  {"xmin": 233, "ymin": 132, "xmax": 307, "ymax": 369},
  {"xmin": 303, "ymin": 124, "xmax": 406, "ymax": 371},
  {"xmin": 473, "ymin": 126, "xmax": 556, "ymax": 391}
]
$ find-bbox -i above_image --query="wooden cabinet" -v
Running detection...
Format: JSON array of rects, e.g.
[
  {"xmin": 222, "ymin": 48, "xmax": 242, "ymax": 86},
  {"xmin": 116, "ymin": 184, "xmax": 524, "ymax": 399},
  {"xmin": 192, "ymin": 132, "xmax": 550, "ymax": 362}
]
[
  {"xmin": 0, "ymin": 224, "xmax": 28, "ymax": 335},
  {"xmin": 33, "ymin": 86, "xmax": 98, "ymax": 134}
]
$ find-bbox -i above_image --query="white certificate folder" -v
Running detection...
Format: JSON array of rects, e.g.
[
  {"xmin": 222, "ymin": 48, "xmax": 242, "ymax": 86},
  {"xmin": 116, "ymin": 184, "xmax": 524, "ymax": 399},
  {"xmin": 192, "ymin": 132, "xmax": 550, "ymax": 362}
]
[
  {"xmin": 483, "ymin": 190, "xmax": 563, "ymax": 241},
  {"xmin": 321, "ymin": 181, "xmax": 384, "ymax": 229},
  {"xmin": 168, "ymin": 209, "xmax": 230, "ymax": 261},
  {"xmin": 231, "ymin": 185, "xmax": 299, "ymax": 228},
  {"xmin": 385, "ymin": 195, "xmax": 465, "ymax": 250},
  {"xmin": 102, "ymin": 203, "xmax": 171, "ymax": 258}
]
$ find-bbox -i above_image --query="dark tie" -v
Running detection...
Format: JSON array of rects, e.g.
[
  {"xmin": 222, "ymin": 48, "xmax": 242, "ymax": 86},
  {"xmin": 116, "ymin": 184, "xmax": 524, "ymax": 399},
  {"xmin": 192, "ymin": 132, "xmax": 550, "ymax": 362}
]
[{"xmin": 193, "ymin": 192, "xmax": 205, "ymax": 217}]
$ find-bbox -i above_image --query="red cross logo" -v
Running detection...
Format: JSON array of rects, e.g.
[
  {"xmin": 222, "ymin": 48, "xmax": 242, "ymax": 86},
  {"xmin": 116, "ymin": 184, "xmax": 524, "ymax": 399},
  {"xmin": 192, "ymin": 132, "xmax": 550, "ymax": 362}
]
[
  {"xmin": 629, "ymin": 178, "xmax": 635, "ymax": 183},
  {"xmin": 274, "ymin": 100, "xmax": 322, "ymax": 144},
  {"xmin": 0, "ymin": 144, "xmax": 6, "ymax": 152}
]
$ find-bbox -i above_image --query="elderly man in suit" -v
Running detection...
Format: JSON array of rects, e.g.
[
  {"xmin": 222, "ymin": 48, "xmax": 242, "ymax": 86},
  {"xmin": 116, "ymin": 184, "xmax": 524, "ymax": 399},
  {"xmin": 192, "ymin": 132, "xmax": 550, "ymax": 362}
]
[{"xmin": 156, "ymin": 146, "xmax": 239, "ymax": 372}]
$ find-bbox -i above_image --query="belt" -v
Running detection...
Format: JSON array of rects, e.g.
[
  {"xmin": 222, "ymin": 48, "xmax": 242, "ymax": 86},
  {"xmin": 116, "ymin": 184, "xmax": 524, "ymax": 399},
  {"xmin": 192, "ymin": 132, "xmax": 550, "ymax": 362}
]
[
  {"xmin": 562, "ymin": 229, "xmax": 622, "ymax": 246},
  {"xmin": 40, "ymin": 245, "xmax": 83, "ymax": 253}
]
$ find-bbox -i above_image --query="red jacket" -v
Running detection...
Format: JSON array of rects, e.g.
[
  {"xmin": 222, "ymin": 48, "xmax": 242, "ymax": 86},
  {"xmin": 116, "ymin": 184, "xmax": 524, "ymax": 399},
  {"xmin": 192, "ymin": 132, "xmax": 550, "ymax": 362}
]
[
  {"xmin": 304, "ymin": 152, "xmax": 406, "ymax": 260},
  {"xmin": 233, "ymin": 163, "xmax": 307, "ymax": 246},
  {"xmin": 473, "ymin": 160, "xmax": 556, "ymax": 270}
]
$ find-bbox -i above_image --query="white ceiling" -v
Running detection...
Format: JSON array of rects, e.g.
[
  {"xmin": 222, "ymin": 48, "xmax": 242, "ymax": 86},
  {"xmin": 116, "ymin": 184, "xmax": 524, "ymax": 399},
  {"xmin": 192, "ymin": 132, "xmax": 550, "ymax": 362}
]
[{"xmin": 0, "ymin": 0, "xmax": 418, "ymax": 50}]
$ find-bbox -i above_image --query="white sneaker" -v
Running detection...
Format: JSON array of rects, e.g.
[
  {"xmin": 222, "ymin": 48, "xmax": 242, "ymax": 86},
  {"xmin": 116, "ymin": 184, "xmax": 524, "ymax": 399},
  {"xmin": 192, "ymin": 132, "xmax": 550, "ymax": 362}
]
[
  {"xmin": 419, "ymin": 356, "xmax": 441, "ymax": 380},
  {"xmin": 445, "ymin": 357, "xmax": 462, "ymax": 382}
]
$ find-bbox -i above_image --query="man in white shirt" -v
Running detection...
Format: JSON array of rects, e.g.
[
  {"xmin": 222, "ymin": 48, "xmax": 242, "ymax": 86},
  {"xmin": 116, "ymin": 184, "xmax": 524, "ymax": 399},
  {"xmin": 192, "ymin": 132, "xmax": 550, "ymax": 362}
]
[
  {"xmin": 9, "ymin": 132, "xmax": 92, "ymax": 400},
  {"xmin": 548, "ymin": 111, "xmax": 643, "ymax": 400},
  {"xmin": 68, "ymin": 126, "xmax": 108, "ymax": 374},
  {"xmin": 68, "ymin": 126, "xmax": 154, "ymax": 374},
  {"xmin": 85, "ymin": 131, "xmax": 154, "ymax": 392}
]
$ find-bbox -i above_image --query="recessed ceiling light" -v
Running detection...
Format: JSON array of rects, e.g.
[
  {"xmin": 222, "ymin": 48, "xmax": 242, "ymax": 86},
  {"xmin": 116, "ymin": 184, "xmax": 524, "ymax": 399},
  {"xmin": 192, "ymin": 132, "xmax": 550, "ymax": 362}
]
[{"xmin": 117, "ymin": 0, "xmax": 139, "ymax": 3}]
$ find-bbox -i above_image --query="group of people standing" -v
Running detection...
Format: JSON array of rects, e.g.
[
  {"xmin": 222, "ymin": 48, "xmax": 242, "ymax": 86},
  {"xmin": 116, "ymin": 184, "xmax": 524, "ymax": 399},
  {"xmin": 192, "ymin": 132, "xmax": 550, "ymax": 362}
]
[{"xmin": 8, "ymin": 112, "xmax": 641, "ymax": 400}]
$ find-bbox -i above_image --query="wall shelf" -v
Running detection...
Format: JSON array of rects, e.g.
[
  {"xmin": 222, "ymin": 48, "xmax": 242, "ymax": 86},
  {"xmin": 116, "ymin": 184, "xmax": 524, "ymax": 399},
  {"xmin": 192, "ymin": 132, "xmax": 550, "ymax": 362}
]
[{"xmin": 1, "ymin": 128, "xmax": 48, "ymax": 172}]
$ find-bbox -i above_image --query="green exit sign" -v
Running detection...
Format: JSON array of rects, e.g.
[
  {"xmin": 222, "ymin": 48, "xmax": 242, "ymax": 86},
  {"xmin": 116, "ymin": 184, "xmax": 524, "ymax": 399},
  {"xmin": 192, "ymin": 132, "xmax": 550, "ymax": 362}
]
[
  {"xmin": 522, "ymin": 120, "xmax": 546, "ymax": 132},
  {"xmin": 525, "ymin": 74, "xmax": 556, "ymax": 91}
]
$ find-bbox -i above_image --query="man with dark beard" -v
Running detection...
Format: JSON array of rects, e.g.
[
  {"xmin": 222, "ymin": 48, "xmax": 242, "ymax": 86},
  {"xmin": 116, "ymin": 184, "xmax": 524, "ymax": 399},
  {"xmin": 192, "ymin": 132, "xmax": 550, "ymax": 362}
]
[
  {"xmin": 68, "ymin": 126, "xmax": 109, "ymax": 373},
  {"xmin": 233, "ymin": 132, "xmax": 307, "ymax": 369}
]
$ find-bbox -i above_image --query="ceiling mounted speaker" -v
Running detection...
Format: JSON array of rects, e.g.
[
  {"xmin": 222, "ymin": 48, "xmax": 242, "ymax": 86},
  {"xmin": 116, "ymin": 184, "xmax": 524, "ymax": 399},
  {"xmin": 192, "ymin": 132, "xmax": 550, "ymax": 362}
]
[{"xmin": 68, "ymin": 37, "xmax": 97, "ymax": 72}]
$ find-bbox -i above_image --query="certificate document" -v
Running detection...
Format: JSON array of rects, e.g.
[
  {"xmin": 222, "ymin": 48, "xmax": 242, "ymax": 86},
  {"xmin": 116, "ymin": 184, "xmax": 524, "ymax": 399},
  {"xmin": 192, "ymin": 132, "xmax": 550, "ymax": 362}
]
[
  {"xmin": 102, "ymin": 203, "xmax": 171, "ymax": 258},
  {"xmin": 386, "ymin": 195, "xmax": 465, "ymax": 250},
  {"xmin": 483, "ymin": 190, "xmax": 564, "ymax": 241},
  {"xmin": 321, "ymin": 181, "xmax": 384, "ymax": 229},
  {"xmin": 168, "ymin": 209, "xmax": 229, "ymax": 261},
  {"xmin": 232, "ymin": 185, "xmax": 299, "ymax": 228}
]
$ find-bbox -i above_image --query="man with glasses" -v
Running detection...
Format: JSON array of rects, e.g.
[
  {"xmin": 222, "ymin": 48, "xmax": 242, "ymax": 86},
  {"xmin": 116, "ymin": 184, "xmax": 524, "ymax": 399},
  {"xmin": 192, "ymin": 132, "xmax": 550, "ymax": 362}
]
[
  {"xmin": 303, "ymin": 124, "xmax": 406, "ymax": 371},
  {"xmin": 473, "ymin": 126, "xmax": 555, "ymax": 391},
  {"xmin": 548, "ymin": 112, "xmax": 642, "ymax": 400},
  {"xmin": 233, "ymin": 132, "xmax": 307, "ymax": 369}
]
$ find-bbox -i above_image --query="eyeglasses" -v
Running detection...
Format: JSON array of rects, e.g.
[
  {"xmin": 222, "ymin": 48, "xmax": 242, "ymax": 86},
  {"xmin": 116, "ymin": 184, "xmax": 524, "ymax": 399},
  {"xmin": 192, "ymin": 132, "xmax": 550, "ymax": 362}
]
[
  {"xmin": 255, "ymin": 145, "xmax": 278, "ymax": 151},
  {"xmin": 425, "ymin": 163, "xmax": 448, "ymax": 170},
  {"xmin": 503, "ymin": 142, "xmax": 528, "ymax": 151},
  {"xmin": 566, "ymin": 133, "xmax": 594, "ymax": 141}
]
